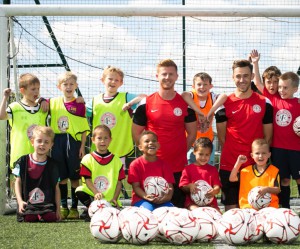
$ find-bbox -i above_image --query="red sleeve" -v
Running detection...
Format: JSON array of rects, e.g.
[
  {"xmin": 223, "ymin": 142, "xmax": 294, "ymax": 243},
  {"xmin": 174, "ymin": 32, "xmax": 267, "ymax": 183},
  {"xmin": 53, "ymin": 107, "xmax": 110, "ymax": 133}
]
[
  {"xmin": 118, "ymin": 166, "xmax": 126, "ymax": 181},
  {"xmin": 127, "ymin": 159, "xmax": 140, "ymax": 184},
  {"xmin": 162, "ymin": 161, "xmax": 175, "ymax": 184},
  {"xmin": 179, "ymin": 166, "xmax": 190, "ymax": 188},
  {"xmin": 79, "ymin": 164, "xmax": 91, "ymax": 178},
  {"xmin": 211, "ymin": 167, "xmax": 222, "ymax": 187}
]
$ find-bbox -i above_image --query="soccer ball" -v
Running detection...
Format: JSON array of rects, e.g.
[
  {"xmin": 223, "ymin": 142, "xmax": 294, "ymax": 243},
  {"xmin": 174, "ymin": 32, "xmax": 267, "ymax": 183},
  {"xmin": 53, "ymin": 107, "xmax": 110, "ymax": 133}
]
[
  {"xmin": 118, "ymin": 207, "xmax": 159, "ymax": 244},
  {"xmin": 143, "ymin": 176, "xmax": 169, "ymax": 198},
  {"xmin": 197, "ymin": 206, "xmax": 222, "ymax": 223},
  {"xmin": 190, "ymin": 180, "xmax": 213, "ymax": 206},
  {"xmin": 217, "ymin": 208, "xmax": 256, "ymax": 245},
  {"xmin": 152, "ymin": 206, "xmax": 172, "ymax": 241},
  {"xmin": 243, "ymin": 208, "xmax": 263, "ymax": 242},
  {"xmin": 90, "ymin": 207, "xmax": 122, "ymax": 243},
  {"xmin": 264, "ymin": 208, "xmax": 300, "ymax": 244},
  {"xmin": 88, "ymin": 199, "xmax": 112, "ymax": 218},
  {"xmin": 163, "ymin": 208, "xmax": 200, "ymax": 245},
  {"xmin": 191, "ymin": 207, "xmax": 218, "ymax": 242},
  {"xmin": 293, "ymin": 116, "xmax": 300, "ymax": 137},
  {"xmin": 248, "ymin": 186, "xmax": 271, "ymax": 210}
]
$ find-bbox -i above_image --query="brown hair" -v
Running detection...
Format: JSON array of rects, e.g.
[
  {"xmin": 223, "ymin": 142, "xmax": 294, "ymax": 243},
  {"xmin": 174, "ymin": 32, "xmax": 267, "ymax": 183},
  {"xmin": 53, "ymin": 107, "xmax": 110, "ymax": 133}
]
[
  {"xmin": 138, "ymin": 130, "xmax": 158, "ymax": 145},
  {"xmin": 57, "ymin": 71, "xmax": 77, "ymax": 86},
  {"xmin": 102, "ymin": 66, "xmax": 124, "ymax": 81},
  {"xmin": 232, "ymin": 59, "xmax": 253, "ymax": 72},
  {"xmin": 193, "ymin": 137, "xmax": 213, "ymax": 153},
  {"xmin": 280, "ymin": 72, "xmax": 299, "ymax": 88},
  {"xmin": 92, "ymin": 124, "xmax": 112, "ymax": 138},
  {"xmin": 262, "ymin": 66, "xmax": 281, "ymax": 83},
  {"xmin": 19, "ymin": 73, "xmax": 40, "ymax": 89},
  {"xmin": 31, "ymin": 126, "xmax": 55, "ymax": 142},
  {"xmin": 252, "ymin": 138, "xmax": 270, "ymax": 151},
  {"xmin": 156, "ymin": 59, "xmax": 178, "ymax": 73},
  {"xmin": 193, "ymin": 72, "xmax": 212, "ymax": 85}
]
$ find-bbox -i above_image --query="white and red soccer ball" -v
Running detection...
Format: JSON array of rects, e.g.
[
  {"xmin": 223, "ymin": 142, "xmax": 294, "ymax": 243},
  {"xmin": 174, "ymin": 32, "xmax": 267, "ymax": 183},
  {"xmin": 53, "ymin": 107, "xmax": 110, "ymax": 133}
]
[
  {"xmin": 88, "ymin": 199, "xmax": 112, "ymax": 218},
  {"xmin": 293, "ymin": 116, "xmax": 300, "ymax": 137},
  {"xmin": 248, "ymin": 186, "xmax": 271, "ymax": 210},
  {"xmin": 264, "ymin": 208, "xmax": 300, "ymax": 244},
  {"xmin": 162, "ymin": 208, "xmax": 200, "ymax": 245},
  {"xmin": 118, "ymin": 207, "xmax": 159, "ymax": 244},
  {"xmin": 90, "ymin": 207, "xmax": 122, "ymax": 243},
  {"xmin": 217, "ymin": 208, "xmax": 257, "ymax": 245},
  {"xmin": 143, "ymin": 176, "xmax": 169, "ymax": 198},
  {"xmin": 190, "ymin": 180, "xmax": 213, "ymax": 206}
]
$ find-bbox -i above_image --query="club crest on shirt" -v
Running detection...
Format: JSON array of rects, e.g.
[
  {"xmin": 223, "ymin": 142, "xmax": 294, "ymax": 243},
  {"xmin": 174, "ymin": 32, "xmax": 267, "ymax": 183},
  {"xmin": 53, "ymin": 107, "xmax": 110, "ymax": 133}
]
[
  {"xmin": 173, "ymin": 107, "xmax": 182, "ymax": 116},
  {"xmin": 100, "ymin": 112, "xmax": 117, "ymax": 129},
  {"xmin": 252, "ymin": 104, "xmax": 261, "ymax": 113},
  {"xmin": 94, "ymin": 176, "xmax": 110, "ymax": 193},
  {"xmin": 27, "ymin": 124, "xmax": 37, "ymax": 139},
  {"xmin": 29, "ymin": 187, "xmax": 45, "ymax": 204},
  {"xmin": 276, "ymin": 109, "xmax": 292, "ymax": 127},
  {"xmin": 58, "ymin": 116, "xmax": 69, "ymax": 132}
]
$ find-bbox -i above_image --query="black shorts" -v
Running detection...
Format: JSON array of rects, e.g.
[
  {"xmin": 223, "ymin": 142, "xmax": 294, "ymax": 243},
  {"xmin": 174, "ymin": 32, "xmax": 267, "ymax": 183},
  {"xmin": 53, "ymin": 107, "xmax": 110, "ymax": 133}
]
[
  {"xmin": 51, "ymin": 134, "xmax": 81, "ymax": 180},
  {"xmin": 271, "ymin": 147, "xmax": 300, "ymax": 180},
  {"xmin": 219, "ymin": 169, "xmax": 239, "ymax": 206}
]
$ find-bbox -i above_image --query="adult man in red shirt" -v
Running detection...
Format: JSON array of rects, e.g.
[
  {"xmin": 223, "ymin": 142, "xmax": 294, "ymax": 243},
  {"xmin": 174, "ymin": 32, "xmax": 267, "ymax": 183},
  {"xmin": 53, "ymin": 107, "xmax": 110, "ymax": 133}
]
[
  {"xmin": 132, "ymin": 59, "xmax": 197, "ymax": 208},
  {"xmin": 215, "ymin": 59, "xmax": 273, "ymax": 211}
]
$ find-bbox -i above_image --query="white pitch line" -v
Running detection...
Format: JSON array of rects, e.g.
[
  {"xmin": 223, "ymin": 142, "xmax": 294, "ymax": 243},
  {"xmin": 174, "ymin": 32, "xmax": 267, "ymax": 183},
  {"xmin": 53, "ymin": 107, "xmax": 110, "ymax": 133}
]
[{"xmin": 213, "ymin": 236, "xmax": 237, "ymax": 249}]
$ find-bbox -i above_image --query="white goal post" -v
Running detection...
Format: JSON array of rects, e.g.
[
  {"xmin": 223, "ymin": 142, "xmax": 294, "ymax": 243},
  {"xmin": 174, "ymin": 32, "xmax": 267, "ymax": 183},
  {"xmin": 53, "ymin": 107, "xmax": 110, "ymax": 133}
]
[{"xmin": 1, "ymin": 4, "xmax": 300, "ymax": 214}]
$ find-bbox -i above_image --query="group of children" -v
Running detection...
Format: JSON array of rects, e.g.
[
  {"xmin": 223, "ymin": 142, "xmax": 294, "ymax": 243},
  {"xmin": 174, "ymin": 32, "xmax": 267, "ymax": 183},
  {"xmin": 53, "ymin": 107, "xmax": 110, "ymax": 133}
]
[{"xmin": 0, "ymin": 49, "xmax": 299, "ymax": 222}]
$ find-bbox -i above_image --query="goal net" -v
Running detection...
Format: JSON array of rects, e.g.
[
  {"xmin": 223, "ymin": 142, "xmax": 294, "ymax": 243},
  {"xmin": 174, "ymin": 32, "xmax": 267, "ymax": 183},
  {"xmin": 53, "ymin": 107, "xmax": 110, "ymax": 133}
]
[{"xmin": 1, "ymin": 0, "xmax": 300, "ymax": 213}]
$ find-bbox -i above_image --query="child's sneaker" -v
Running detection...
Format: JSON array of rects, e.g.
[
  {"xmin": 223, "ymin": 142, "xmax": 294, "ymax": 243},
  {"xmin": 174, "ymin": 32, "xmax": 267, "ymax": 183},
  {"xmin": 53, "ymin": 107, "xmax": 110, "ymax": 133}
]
[
  {"xmin": 79, "ymin": 209, "xmax": 88, "ymax": 219},
  {"xmin": 60, "ymin": 207, "xmax": 69, "ymax": 220},
  {"xmin": 67, "ymin": 208, "xmax": 79, "ymax": 219}
]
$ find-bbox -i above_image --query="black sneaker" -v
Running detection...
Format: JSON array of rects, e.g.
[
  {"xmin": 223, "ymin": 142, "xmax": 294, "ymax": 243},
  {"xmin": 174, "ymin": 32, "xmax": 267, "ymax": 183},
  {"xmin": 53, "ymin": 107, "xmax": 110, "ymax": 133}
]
[{"xmin": 80, "ymin": 209, "xmax": 88, "ymax": 219}]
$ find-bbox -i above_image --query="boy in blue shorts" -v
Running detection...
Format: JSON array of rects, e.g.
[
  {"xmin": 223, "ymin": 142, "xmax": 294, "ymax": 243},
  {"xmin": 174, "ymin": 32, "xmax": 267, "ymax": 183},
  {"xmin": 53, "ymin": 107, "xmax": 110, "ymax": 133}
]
[{"xmin": 50, "ymin": 72, "xmax": 90, "ymax": 219}]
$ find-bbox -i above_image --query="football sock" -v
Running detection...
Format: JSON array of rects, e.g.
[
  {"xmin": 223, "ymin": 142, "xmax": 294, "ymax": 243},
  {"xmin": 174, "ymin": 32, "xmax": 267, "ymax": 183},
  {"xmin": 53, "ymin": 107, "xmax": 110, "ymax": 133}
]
[
  {"xmin": 71, "ymin": 187, "xmax": 78, "ymax": 209},
  {"xmin": 59, "ymin": 184, "xmax": 68, "ymax": 208},
  {"xmin": 279, "ymin": 185, "xmax": 290, "ymax": 209},
  {"xmin": 76, "ymin": 191, "xmax": 92, "ymax": 208}
]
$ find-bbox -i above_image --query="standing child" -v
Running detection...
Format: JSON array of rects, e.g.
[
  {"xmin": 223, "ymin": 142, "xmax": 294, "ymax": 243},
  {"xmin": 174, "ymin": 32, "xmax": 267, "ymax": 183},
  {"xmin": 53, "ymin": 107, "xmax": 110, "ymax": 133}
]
[
  {"xmin": 0, "ymin": 73, "xmax": 48, "ymax": 169},
  {"xmin": 13, "ymin": 126, "xmax": 61, "ymax": 222},
  {"xmin": 49, "ymin": 72, "xmax": 90, "ymax": 219},
  {"xmin": 87, "ymin": 66, "xmax": 146, "ymax": 166},
  {"xmin": 179, "ymin": 137, "xmax": 221, "ymax": 211},
  {"xmin": 127, "ymin": 130, "xmax": 174, "ymax": 211},
  {"xmin": 76, "ymin": 125, "xmax": 125, "ymax": 221},
  {"xmin": 229, "ymin": 139, "xmax": 280, "ymax": 209},
  {"xmin": 181, "ymin": 72, "xmax": 226, "ymax": 165}
]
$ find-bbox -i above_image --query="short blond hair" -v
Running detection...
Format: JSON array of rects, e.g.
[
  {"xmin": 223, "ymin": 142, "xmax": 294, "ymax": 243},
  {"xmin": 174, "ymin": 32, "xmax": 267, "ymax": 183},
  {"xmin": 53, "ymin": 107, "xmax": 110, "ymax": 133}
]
[
  {"xmin": 19, "ymin": 73, "xmax": 40, "ymax": 89},
  {"xmin": 280, "ymin": 72, "xmax": 299, "ymax": 88},
  {"xmin": 156, "ymin": 59, "xmax": 178, "ymax": 73},
  {"xmin": 252, "ymin": 138, "xmax": 269, "ymax": 151},
  {"xmin": 57, "ymin": 71, "xmax": 77, "ymax": 86},
  {"xmin": 32, "ymin": 126, "xmax": 55, "ymax": 142},
  {"xmin": 102, "ymin": 66, "xmax": 124, "ymax": 81}
]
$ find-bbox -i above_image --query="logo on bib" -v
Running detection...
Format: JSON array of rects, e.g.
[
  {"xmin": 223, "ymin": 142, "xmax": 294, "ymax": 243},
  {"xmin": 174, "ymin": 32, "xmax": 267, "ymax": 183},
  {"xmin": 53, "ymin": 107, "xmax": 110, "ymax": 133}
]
[
  {"xmin": 101, "ymin": 112, "xmax": 117, "ymax": 129},
  {"xmin": 94, "ymin": 176, "xmax": 110, "ymax": 193},
  {"xmin": 276, "ymin": 109, "xmax": 292, "ymax": 127},
  {"xmin": 29, "ymin": 188, "xmax": 45, "ymax": 204},
  {"xmin": 58, "ymin": 116, "xmax": 69, "ymax": 132},
  {"xmin": 27, "ymin": 124, "xmax": 37, "ymax": 139}
]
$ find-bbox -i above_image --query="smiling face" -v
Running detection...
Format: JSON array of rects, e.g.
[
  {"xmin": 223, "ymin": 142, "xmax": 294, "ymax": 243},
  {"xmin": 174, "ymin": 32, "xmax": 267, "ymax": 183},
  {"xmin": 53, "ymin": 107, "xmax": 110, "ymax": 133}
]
[
  {"xmin": 278, "ymin": 79, "xmax": 298, "ymax": 99},
  {"xmin": 232, "ymin": 66, "xmax": 254, "ymax": 94},
  {"xmin": 193, "ymin": 77, "xmax": 213, "ymax": 100},
  {"xmin": 92, "ymin": 128, "xmax": 112, "ymax": 154},
  {"xmin": 251, "ymin": 144, "xmax": 271, "ymax": 167},
  {"xmin": 156, "ymin": 66, "xmax": 178, "ymax": 91},
  {"xmin": 138, "ymin": 133, "xmax": 160, "ymax": 157},
  {"xmin": 102, "ymin": 72, "xmax": 123, "ymax": 96},
  {"xmin": 193, "ymin": 146, "xmax": 211, "ymax": 166}
]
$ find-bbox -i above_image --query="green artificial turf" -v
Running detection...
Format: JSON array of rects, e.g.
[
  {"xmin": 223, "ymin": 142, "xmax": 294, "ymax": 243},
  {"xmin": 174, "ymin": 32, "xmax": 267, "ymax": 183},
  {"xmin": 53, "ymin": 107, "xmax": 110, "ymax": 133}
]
[{"xmin": 1, "ymin": 214, "xmax": 300, "ymax": 249}]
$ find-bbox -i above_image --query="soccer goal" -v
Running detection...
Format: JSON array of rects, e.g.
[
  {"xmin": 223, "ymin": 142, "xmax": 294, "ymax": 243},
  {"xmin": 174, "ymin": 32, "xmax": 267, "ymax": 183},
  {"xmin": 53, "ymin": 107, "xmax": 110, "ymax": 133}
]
[{"xmin": 1, "ymin": 1, "xmax": 300, "ymax": 214}]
